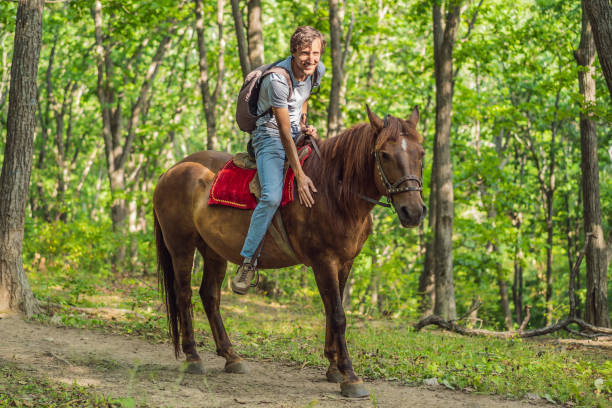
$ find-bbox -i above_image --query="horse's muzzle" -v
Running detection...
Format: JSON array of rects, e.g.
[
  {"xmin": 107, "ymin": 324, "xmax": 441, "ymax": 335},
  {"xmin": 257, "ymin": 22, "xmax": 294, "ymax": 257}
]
[{"xmin": 398, "ymin": 204, "xmax": 427, "ymax": 228}]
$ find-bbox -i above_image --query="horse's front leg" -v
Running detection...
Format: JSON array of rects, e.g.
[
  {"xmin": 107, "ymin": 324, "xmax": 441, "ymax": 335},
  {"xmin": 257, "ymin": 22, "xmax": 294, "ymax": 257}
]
[
  {"xmin": 314, "ymin": 260, "xmax": 368, "ymax": 398},
  {"xmin": 324, "ymin": 260, "xmax": 353, "ymax": 384}
]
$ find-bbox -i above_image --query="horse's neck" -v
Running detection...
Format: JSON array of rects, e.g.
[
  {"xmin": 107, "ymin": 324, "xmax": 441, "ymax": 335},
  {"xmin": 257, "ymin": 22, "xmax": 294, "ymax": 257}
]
[{"xmin": 306, "ymin": 126, "xmax": 383, "ymax": 227}]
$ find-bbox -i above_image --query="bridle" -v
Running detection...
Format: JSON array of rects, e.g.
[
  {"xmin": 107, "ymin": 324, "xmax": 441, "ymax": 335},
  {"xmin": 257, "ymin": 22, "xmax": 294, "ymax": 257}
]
[{"xmin": 358, "ymin": 114, "xmax": 423, "ymax": 208}]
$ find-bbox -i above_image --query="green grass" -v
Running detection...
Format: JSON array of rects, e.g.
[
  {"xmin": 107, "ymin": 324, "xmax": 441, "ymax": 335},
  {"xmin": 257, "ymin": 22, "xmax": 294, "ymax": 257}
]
[
  {"xmin": 0, "ymin": 361, "xmax": 136, "ymax": 408},
  {"xmin": 27, "ymin": 275, "xmax": 612, "ymax": 408}
]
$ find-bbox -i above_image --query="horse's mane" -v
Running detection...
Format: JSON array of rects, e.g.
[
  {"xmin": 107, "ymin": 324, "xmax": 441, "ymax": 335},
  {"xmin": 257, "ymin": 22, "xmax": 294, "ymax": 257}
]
[{"xmin": 304, "ymin": 118, "xmax": 405, "ymax": 222}]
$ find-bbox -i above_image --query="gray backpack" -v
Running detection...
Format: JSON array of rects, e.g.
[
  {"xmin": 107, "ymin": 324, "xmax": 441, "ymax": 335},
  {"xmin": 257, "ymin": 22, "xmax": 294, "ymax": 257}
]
[{"xmin": 235, "ymin": 60, "xmax": 320, "ymax": 133}]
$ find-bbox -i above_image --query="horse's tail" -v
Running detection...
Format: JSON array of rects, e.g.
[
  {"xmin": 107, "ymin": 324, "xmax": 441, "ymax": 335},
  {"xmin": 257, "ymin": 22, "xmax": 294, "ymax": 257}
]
[{"xmin": 154, "ymin": 209, "xmax": 181, "ymax": 358}]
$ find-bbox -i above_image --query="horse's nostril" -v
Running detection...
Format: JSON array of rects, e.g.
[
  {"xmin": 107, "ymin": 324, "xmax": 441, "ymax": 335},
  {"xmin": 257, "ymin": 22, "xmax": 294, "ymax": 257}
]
[
  {"xmin": 400, "ymin": 206, "xmax": 410, "ymax": 220},
  {"xmin": 422, "ymin": 205, "xmax": 427, "ymax": 218}
]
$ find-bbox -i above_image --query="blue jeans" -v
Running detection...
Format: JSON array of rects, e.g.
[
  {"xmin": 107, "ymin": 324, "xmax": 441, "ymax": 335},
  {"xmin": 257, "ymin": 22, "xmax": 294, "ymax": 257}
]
[{"xmin": 240, "ymin": 129, "xmax": 294, "ymax": 258}]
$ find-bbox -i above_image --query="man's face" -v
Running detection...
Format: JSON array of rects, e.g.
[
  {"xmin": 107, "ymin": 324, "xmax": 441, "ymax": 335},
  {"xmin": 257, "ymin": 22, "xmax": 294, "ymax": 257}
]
[{"xmin": 291, "ymin": 38, "xmax": 322, "ymax": 77}]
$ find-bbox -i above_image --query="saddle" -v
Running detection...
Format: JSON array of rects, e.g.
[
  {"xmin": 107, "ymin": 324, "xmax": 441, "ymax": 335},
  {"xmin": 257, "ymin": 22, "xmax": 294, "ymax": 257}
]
[
  {"xmin": 233, "ymin": 146, "xmax": 311, "ymax": 200},
  {"xmin": 208, "ymin": 145, "xmax": 312, "ymax": 264}
]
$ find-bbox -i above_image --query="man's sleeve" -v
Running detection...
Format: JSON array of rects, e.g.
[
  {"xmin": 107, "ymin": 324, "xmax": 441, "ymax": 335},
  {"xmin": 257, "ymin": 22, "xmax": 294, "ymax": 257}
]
[{"xmin": 265, "ymin": 73, "xmax": 290, "ymax": 108}]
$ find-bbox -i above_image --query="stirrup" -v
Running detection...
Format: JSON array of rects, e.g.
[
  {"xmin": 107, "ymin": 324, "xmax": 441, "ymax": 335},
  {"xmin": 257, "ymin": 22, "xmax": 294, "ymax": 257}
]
[{"xmin": 250, "ymin": 269, "xmax": 260, "ymax": 288}]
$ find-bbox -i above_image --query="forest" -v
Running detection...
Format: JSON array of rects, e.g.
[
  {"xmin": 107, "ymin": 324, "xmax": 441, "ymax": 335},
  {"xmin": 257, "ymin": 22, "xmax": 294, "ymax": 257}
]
[{"xmin": 0, "ymin": 0, "xmax": 611, "ymax": 406}]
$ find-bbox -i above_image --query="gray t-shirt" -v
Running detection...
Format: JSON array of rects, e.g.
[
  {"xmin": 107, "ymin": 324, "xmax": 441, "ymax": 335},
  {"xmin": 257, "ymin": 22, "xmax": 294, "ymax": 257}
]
[{"xmin": 254, "ymin": 56, "xmax": 325, "ymax": 137}]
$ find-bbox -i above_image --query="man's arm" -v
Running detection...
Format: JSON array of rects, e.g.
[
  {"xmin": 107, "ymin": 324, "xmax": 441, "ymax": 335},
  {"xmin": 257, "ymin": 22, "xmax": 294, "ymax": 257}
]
[
  {"xmin": 273, "ymin": 106, "xmax": 317, "ymax": 207},
  {"xmin": 301, "ymin": 100, "xmax": 308, "ymax": 128},
  {"xmin": 300, "ymin": 100, "xmax": 317, "ymax": 137}
]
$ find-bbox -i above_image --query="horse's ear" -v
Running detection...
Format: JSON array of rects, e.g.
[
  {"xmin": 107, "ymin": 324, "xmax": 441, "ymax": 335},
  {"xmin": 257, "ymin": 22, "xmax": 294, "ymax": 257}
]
[
  {"xmin": 366, "ymin": 104, "xmax": 384, "ymax": 131},
  {"xmin": 408, "ymin": 105, "xmax": 419, "ymax": 126}
]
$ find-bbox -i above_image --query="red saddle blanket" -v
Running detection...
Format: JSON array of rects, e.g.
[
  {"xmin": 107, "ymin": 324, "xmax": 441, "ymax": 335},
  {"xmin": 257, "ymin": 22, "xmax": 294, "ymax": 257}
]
[{"xmin": 208, "ymin": 146, "xmax": 311, "ymax": 210}]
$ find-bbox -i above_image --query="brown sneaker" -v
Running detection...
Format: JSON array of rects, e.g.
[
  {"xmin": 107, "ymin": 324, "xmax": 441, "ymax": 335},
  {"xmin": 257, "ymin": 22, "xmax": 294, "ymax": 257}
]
[{"xmin": 231, "ymin": 261, "xmax": 256, "ymax": 295}]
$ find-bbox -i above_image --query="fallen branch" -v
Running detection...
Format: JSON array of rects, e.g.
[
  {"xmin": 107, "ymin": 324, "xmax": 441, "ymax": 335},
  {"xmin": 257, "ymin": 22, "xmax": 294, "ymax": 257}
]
[
  {"xmin": 414, "ymin": 315, "xmax": 612, "ymax": 338},
  {"xmin": 564, "ymin": 327, "xmax": 612, "ymax": 339},
  {"xmin": 518, "ymin": 305, "xmax": 531, "ymax": 331}
]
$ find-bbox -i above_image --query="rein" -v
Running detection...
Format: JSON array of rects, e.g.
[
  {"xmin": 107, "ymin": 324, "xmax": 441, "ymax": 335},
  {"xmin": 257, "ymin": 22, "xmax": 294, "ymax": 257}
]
[{"xmin": 358, "ymin": 114, "xmax": 423, "ymax": 208}]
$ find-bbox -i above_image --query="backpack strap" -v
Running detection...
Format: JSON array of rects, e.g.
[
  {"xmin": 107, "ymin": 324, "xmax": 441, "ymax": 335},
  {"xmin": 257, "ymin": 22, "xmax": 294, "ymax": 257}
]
[
  {"xmin": 310, "ymin": 63, "xmax": 321, "ymax": 95},
  {"xmin": 256, "ymin": 64, "xmax": 293, "ymax": 122},
  {"xmin": 262, "ymin": 66, "xmax": 293, "ymax": 100}
]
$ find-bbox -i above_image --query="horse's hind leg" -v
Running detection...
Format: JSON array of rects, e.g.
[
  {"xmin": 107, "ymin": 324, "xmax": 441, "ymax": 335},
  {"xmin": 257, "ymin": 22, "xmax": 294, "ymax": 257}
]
[
  {"xmin": 171, "ymin": 245, "xmax": 206, "ymax": 374},
  {"xmin": 197, "ymin": 243, "xmax": 249, "ymax": 374}
]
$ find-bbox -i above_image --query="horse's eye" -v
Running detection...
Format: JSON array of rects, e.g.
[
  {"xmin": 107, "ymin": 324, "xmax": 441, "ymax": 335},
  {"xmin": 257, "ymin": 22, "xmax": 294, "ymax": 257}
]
[{"xmin": 380, "ymin": 151, "xmax": 392, "ymax": 161}]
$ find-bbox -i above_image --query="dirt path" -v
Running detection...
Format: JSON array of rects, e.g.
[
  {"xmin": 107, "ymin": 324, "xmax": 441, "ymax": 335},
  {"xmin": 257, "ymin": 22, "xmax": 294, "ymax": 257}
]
[{"xmin": 0, "ymin": 314, "xmax": 543, "ymax": 408}]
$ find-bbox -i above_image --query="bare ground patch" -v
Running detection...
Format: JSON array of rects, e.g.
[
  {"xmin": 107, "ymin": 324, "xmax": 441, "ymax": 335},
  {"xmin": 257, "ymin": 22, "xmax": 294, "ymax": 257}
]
[{"xmin": 0, "ymin": 314, "xmax": 545, "ymax": 407}]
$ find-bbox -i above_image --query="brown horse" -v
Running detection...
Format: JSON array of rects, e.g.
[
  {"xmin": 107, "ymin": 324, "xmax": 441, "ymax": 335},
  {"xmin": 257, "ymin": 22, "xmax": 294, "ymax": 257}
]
[{"xmin": 153, "ymin": 105, "xmax": 426, "ymax": 398}]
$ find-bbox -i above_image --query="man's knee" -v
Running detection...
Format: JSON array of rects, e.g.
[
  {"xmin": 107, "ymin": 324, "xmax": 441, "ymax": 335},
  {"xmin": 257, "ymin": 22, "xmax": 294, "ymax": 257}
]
[{"xmin": 259, "ymin": 191, "xmax": 282, "ymax": 208}]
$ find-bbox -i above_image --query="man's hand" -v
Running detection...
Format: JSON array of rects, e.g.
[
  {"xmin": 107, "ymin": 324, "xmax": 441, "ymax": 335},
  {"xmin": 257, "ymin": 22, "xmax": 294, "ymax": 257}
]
[
  {"xmin": 296, "ymin": 172, "xmax": 317, "ymax": 208},
  {"xmin": 303, "ymin": 125, "xmax": 318, "ymax": 138}
]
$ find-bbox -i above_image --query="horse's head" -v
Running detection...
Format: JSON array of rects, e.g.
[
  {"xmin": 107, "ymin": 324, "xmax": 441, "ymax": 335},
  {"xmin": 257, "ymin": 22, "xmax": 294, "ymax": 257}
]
[{"xmin": 366, "ymin": 105, "xmax": 427, "ymax": 228}]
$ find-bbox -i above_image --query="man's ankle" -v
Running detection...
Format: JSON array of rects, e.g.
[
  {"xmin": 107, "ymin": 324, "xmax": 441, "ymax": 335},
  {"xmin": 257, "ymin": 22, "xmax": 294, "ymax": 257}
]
[{"xmin": 242, "ymin": 257, "xmax": 252, "ymax": 265}]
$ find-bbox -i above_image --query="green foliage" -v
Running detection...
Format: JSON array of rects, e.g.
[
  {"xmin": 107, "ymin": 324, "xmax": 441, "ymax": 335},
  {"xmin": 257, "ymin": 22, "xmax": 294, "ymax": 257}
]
[
  {"xmin": 25, "ymin": 218, "xmax": 112, "ymax": 303},
  {"xmin": 23, "ymin": 217, "xmax": 156, "ymax": 306}
]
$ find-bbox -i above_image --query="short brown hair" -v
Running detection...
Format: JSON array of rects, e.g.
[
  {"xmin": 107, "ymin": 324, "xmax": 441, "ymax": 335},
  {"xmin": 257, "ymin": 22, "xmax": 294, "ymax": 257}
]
[{"xmin": 290, "ymin": 26, "xmax": 326, "ymax": 54}]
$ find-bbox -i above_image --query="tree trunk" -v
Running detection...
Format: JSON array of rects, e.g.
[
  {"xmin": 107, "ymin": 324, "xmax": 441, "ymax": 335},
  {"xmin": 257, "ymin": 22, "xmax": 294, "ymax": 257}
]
[
  {"xmin": 0, "ymin": 32, "xmax": 11, "ymax": 119},
  {"xmin": 511, "ymin": 211, "xmax": 524, "ymax": 325},
  {"xmin": 432, "ymin": 0, "xmax": 462, "ymax": 321},
  {"xmin": 418, "ymin": 239, "xmax": 435, "ymax": 316},
  {"xmin": 512, "ymin": 252, "xmax": 523, "ymax": 325},
  {"xmin": 194, "ymin": 0, "xmax": 225, "ymax": 150},
  {"xmin": 545, "ymin": 189, "xmax": 554, "ymax": 324},
  {"xmin": 365, "ymin": 2, "xmax": 385, "ymax": 90},
  {"xmin": 326, "ymin": 1, "xmax": 353, "ymax": 139},
  {"xmin": 31, "ymin": 35, "xmax": 57, "ymax": 221},
  {"xmin": 419, "ymin": 190, "xmax": 436, "ymax": 317},
  {"xmin": 488, "ymin": 241, "xmax": 513, "ymax": 329},
  {"xmin": 564, "ymin": 191, "xmax": 582, "ymax": 318},
  {"xmin": 327, "ymin": 0, "xmax": 343, "ymax": 138},
  {"xmin": 497, "ymin": 275, "xmax": 513, "ymax": 330},
  {"xmin": 575, "ymin": 2, "xmax": 610, "ymax": 327},
  {"xmin": 0, "ymin": 0, "xmax": 43, "ymax": 316},
  {"xmin": 419, "ymin": 102, "xmax": 438, "ymax": 317},
  {"xmin": 230, "ymin": 0, "xmax": 250, "ymax": 77},
  {"xmin": 583, "ymin": 0, "xmax": 612, "ymax": 100},
  {"xmin": 246, "ymin": 0, "xmax": 264, "ymax": 67}
]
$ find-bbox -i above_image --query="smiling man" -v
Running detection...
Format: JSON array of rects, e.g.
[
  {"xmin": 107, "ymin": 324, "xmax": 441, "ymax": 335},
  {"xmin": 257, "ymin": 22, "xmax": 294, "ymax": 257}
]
[{"xmin": 232, "ymin": 26, "xmax": 326, "ymax": 295}]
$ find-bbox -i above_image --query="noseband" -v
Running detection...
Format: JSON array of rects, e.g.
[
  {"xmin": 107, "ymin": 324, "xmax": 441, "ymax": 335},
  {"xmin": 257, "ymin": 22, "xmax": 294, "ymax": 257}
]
[{"xmin": 359, "ymin": 114, "xmax": 423, "ymax": 208}]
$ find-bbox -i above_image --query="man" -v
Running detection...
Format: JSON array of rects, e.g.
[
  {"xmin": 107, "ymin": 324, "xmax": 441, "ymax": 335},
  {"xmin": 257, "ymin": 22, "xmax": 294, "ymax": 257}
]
[{"xmin": 231, "ymin": 26, "xmax": 325, "ymax": 295}]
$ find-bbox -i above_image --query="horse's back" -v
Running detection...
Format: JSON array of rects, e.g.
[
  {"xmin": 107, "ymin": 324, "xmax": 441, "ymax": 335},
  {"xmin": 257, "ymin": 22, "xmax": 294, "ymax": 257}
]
[
  {"xmin": 155, "ymin": 150, "xmax": 231, "ymax": 210},
  {"xmin": 176, "ymin": 150, "xmax": 232, "ymax": 173}
]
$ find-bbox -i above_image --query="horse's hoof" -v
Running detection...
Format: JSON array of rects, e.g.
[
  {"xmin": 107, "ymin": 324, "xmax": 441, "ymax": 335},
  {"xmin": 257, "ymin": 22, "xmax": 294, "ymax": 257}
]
[
  {"xmin": 340, "ymin": 380, "xmax": 369, "ymax": 398},
  {"xmin": 326, "ymin": 368, "xmax": 344, "ymax": 383},
  {"xmin": 185, "ymin": 360, "xmax": 206, "ymax": 374},
  {"xmin": 225, "ymin": 360, "xmax": 250, "ymax": 374}
]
